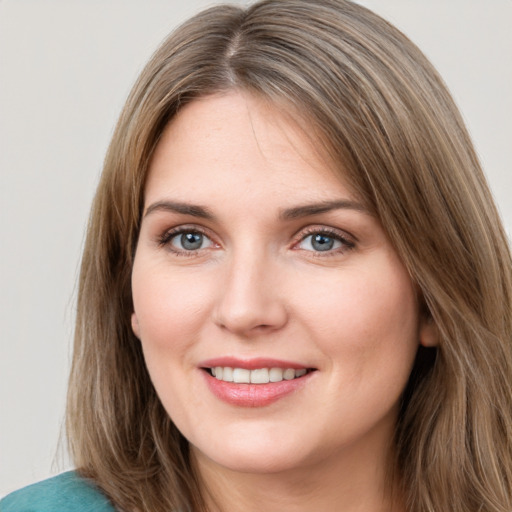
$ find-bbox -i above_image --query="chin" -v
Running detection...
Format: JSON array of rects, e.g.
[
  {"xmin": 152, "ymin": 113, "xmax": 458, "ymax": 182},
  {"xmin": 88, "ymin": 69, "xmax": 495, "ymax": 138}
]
[
  {"xmin": 202, "ymin": 450, "xmax": 306, "ymax": 475},
  {"xmin": 190, "ymin": 431, "xmax": 312, "ymax": 475}
]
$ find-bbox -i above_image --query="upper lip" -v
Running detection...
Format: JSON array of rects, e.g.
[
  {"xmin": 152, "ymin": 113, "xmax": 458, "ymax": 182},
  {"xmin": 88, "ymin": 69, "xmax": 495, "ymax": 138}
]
[{"xmin": 199, "ymin": 357, "xmax": 313, "ymax": 370}]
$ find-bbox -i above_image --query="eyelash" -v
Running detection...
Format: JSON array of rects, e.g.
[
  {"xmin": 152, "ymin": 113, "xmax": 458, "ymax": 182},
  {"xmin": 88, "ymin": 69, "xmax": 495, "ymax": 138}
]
[
  {"xmin": 293, "ymin": 227, "xmax": 356, "ymax": 256},
  {"xmin": 157, "ymin": 225, "xmax": 356, "ymax": 257},
  {"xmin": 157, "ymin": 226, "xmax": 214, "ymax": 257}
]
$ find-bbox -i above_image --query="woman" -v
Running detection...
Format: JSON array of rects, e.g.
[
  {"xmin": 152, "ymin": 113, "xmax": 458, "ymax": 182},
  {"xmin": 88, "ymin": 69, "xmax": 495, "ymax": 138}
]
[{"xmin": 2, "ymin": 0, "xmax": 511, "ymax": 510}]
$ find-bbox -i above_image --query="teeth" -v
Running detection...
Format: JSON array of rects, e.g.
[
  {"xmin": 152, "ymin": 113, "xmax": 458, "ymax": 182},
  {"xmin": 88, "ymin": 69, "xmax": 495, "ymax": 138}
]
[
  {"xmin": 210, "ymin": 367, "xmax": 309, "ymax": 384},
  {"xmin": 269, "ymin": 368, "xmax": 283, "ymax": 382},
  {"xmin": 232, "ymin": 368, "xmax": 250, "ymax": 383},
  {"xmin": 222, "ymin": 366, "xmax": 234, "ymax": 382},
  {"xmin": 283, "ymin": 368, "xmax": 295, "ymax": 380},
  {"xmin": 250, "ymin": 368, "xmax": 269, "ymax": 384}
]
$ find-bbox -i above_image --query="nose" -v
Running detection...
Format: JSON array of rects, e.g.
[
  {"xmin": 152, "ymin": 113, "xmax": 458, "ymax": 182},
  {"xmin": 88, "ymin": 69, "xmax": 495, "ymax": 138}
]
[{"xmin": 213, "ymin": 250, "xmax": 288, "ymax": 337}]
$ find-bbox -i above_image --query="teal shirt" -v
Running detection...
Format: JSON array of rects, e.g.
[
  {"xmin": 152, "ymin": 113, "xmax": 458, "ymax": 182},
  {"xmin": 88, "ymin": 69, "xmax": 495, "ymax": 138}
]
[{"xmin": 0, "ymin": 471, "xmax": 115, "ymax": 512}]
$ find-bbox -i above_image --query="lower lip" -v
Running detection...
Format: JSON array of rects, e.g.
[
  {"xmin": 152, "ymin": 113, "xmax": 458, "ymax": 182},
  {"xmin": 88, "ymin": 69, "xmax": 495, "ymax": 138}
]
[{"xmin": 202, "ymin": 371, "xmax": 314, "ymax": 407}]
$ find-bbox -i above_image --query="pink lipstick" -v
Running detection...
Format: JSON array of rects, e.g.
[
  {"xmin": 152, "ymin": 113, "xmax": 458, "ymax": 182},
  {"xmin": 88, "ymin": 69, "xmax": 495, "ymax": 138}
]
[{"xmin": 199, "ymin": 357, "xmax": 316, "ymax": 407}]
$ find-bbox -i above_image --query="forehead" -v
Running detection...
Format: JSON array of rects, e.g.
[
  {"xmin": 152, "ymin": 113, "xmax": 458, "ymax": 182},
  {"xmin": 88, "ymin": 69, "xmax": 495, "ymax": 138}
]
[{"xmin": 145, "ymin": 91, "xmax": 358, "ymax": 207}]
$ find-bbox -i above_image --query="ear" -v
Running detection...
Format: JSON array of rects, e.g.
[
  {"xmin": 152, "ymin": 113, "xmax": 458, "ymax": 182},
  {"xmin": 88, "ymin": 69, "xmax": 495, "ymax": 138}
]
[
  {"xmin": 419, "ymin": 315, "xmax": 438, "ymax": 347},
  {"xmin": 131, "ymin": 312, "xmax": 141, "ymax": 339}
]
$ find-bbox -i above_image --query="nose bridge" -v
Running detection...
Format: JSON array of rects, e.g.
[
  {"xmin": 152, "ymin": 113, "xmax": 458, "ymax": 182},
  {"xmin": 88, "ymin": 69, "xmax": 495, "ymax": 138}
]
[{"xmin": 214, "ymin": 241, "xmax": 287, "ymax": 335}]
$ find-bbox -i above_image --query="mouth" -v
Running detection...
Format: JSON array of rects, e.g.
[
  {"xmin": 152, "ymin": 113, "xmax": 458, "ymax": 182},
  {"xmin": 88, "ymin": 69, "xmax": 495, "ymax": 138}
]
[
  {"xmin": 204, "ymin": 366, "xmax": 313, "ymax": 384},
  {"xmin": 199, "ymin": 358, "xmax": 317, "ymax": 407}
]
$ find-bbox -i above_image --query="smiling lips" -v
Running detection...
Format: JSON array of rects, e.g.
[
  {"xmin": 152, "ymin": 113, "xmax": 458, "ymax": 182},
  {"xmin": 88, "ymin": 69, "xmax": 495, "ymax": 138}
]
[{"xmin": 200, "ymin": 358, "xmax": 315, "ymax": 407}]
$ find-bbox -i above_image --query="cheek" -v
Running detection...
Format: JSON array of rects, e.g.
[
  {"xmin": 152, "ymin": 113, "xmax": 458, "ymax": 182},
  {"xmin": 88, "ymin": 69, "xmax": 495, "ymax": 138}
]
[
  {"xmin": 131, "ymin": 263, "xmax": 213, "ymax": 349},
  {"xmin": 130, "ymin": 266, "xmax": 218, "ymax": 424},
  {"xmin": 131, "ymin": 262, "xmax": 213, "ymax": 412},
  {"xmin": 295, "ymin": 257, "xmax": 419, "ymax": 374}
]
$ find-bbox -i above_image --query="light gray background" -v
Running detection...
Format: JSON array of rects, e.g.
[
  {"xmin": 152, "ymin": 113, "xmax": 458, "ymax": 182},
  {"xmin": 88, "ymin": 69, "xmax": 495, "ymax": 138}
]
[{"xmin": 1, "ymin": 0, "xmax": 510, "ymax": 497}]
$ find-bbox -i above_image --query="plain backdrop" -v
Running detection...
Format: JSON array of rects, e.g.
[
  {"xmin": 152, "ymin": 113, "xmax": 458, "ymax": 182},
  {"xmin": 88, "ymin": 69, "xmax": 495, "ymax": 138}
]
[{"xmin": 1, "ymin": 0, "xmax": 510, "ymax": 497}]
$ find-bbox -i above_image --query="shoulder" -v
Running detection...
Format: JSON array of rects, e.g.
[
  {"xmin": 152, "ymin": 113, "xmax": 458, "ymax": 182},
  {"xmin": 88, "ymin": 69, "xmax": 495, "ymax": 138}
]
[{"xmin": 0, "ymin": 471, "xmax": 116, "ymax": 512}]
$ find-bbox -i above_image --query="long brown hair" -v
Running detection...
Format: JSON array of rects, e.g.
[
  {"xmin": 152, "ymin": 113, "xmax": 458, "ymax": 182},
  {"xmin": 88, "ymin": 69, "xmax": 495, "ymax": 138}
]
[{"xmin": 66, "ymin": 1, "xmax": 512, "ymax": 510}]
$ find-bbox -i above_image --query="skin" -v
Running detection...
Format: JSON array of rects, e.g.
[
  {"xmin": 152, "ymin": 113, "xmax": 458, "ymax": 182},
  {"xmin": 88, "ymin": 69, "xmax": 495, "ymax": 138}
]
[{"xmin": 131, "ymin": 91, "xmax": 436, "ymax": 511}]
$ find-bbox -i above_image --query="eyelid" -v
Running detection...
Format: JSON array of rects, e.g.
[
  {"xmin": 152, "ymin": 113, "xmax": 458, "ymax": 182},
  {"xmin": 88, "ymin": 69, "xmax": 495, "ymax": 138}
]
[
  {"xmin": 157, "ymin": 224, "xmax": 220, "ymax": 254},
  {"xmin": 291, "ymin": 225, "xmax": 356, "ymax": 253},
  {"xmin": 156, "ymin": 223, "xmax": 356, "ymax": 256}
]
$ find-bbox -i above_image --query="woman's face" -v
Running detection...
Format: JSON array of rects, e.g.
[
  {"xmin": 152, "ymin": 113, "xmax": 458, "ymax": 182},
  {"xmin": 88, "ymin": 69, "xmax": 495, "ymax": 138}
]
[{"xmin": 131, "ymin": 92, "xmax": 432, "ymax": 476}]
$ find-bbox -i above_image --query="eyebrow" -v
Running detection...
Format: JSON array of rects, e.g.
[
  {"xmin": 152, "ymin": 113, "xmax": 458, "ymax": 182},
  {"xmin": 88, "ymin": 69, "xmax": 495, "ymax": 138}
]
[
  {"xmin": 143, "ymin": 198, "xmax": 369, "ymax": 221},
  {"xmin": 144, "ymin": 200, "xmax": 214, "ymax": 219},
  {"xmin": 279, "ymin": 199, "xmax": 369, "ymax": 220}
]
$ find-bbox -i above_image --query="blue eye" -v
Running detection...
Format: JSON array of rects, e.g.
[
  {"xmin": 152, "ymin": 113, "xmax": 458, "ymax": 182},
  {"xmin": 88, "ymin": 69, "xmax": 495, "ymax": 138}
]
[
  {"xmin": 169, "ymin": 231, "xmax": 213, "ymax": 251},
  {"xmin": 298, "ymin": 232, "xmax": 346, "ymax": 252}
]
